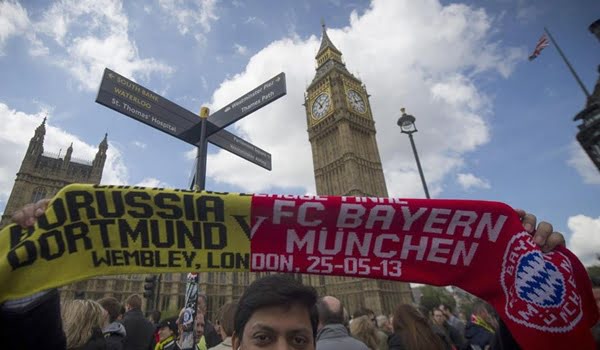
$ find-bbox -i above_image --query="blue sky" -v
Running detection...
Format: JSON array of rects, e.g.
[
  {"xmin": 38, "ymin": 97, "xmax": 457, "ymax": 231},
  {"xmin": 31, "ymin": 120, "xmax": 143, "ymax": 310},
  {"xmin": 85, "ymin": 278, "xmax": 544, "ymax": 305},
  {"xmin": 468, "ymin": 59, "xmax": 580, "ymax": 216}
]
[{"xmin": 0, "ymin": 0, "xmax": 599, "ymax": 265}]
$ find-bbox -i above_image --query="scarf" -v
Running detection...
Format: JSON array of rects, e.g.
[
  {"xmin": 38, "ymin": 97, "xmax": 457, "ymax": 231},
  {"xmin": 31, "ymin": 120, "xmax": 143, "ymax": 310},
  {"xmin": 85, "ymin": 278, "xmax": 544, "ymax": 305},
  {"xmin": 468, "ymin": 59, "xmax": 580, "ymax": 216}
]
[
  {"xmin": 0, "ymin": 184, "xmax": 596, "ymax": 350},
  {"xmin": 155, "ymin": 335, "xmax": 176, "ymax": 350},
  {"xmin": 471, "ymin": 314, "xmax": 495, "ymax": 335}
]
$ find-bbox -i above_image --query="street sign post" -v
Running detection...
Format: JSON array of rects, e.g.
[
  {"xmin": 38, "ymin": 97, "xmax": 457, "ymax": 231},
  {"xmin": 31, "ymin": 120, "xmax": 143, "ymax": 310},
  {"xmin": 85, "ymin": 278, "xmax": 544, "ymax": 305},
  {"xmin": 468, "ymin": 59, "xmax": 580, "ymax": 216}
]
[
  {"xmin": 95, "ymin": 67, "xmax": 286, "ymax": 350},
  {"xmin": 95, "ymin": 68, "xmax": 276, "ymax": 170}
]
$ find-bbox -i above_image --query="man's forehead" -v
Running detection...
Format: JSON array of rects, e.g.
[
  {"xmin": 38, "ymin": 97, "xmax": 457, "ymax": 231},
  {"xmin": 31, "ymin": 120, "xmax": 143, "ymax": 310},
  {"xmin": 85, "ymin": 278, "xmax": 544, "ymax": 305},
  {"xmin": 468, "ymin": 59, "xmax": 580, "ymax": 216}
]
[
  {"xmin": 246, "ymin": 304, "xmax": 312, "ymax": 331},
  {"xmin": 248, "ymin": 321, "xmax": 312, "ymax": 336}
]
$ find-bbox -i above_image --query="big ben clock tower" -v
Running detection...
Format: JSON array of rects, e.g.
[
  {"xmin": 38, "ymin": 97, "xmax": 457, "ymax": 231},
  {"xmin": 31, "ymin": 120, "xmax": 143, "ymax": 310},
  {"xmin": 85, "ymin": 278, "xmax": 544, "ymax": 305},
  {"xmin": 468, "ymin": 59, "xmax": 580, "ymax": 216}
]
[{"xmin": 304, "ymin": 24, "xmax": 413, "ymax": 313}]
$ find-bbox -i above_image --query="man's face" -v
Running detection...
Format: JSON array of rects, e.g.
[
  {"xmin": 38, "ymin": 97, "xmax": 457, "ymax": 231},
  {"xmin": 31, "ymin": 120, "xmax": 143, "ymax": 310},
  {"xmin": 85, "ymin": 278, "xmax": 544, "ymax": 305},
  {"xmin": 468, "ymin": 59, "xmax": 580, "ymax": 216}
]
[
  {"xmin": 383, "ymin": 319, "xmax": 392, "ymax": 333},
  {"xmin": 197, "ymin": 296, "xmax": 207, "ymax": 315},
  {"xmin": 433, "ymin": 310, "xmax": 445, "ymax": 326},
  {"xmin": 438, "ymin": 305, "xmax": 449, "ymax": 316},
  {"xmin": 195, "ymin": 313, "xmax": 206, "ymax": 339},
  {"xmin": 232, "ymin": 303, "xmax": 314, "ymax": 350}
]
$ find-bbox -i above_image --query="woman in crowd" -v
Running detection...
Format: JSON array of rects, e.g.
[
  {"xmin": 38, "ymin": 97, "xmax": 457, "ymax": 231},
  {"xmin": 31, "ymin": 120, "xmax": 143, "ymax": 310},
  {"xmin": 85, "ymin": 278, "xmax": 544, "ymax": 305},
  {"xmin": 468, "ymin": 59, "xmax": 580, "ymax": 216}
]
[
  {"xmin": 61, "ymin": 299, "xmax": 108, "ymax": 350},
  {"xmin": 388, "ymin": 304, "xmax": 446, "ymax": 350},
  {"xmin": 350, "ymin": 315, "xmax": 380, "ymax": 350}
]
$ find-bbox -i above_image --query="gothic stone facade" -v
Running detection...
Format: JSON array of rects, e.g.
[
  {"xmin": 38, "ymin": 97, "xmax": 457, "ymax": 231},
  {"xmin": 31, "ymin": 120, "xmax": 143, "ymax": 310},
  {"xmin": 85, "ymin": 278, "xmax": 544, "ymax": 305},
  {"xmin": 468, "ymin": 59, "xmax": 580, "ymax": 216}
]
[
  {"xmin": 302, "ymin": 25, "xmax": 413, "ymax": 315},
  {"xmin": 0, "ymin": 118, "xmax": 114, "ymax": 302},
  {"xmin": 1, "ymin": 118, "xmax": 107, "ymax": 227}
]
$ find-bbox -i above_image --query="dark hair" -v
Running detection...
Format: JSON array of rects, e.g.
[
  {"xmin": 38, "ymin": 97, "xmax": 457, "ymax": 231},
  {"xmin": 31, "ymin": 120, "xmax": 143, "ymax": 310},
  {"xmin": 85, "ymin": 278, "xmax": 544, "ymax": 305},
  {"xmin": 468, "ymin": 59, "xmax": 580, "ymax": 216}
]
[
  {"xmin": 149, "ymin": 310, "xmax": 162, "ymax": 324},
  {"xmin": 98, "ymin": 297, "xmax": 121, "ymax": 323},
  {"xmin": 317, "ymin": 299, "xmax": 345, "ymax": 325},
  {"xmin": 352, "ymin": 307, "xmax": 374, "ymax": 319},
  {"xmin": 126, "ymin": 294, "xmax": 142, "ymax": 310},
  {"xmin": 217, "ymin": 302, "xmax": 237, "ymax": 337},
  {"xmin": 440, "ymin": 303, "xmax": 453, "ymax": 313},
  {"xmin": 234, "ymin": 274, "xmax": 318, "ymax": 339},
  {"xmin": 392, "ymin": 304, "xmax": 445, "ymax": 350}
]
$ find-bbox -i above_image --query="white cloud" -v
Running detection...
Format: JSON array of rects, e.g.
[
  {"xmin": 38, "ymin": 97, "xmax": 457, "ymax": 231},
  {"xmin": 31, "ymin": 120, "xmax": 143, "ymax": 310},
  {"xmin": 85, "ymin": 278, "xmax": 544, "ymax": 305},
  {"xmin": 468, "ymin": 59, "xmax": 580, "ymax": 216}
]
[
  {"xmin": 203, "ymin": 0, "xmax": 522, "ymax": 196},
  {"xmin": 135, "ymin": 177, "xmax": 172, "ymax": 188},
  {"xmin": 567, "ymin": 142, "xmax": 600, "ymax": 185},
  {"xmin": 244, "ymin": 16, "xmax": 265, "ymax": 26},
  {"xmin": 516, "ymin": 0, "xmax": 543, "ymax": 24},
  {"xmin": 158, "ymin": 0, "xmax": 218, "ymax": 41},
  {"xmin": 457, "ymin": 173, "xmax": 491, "ymax": 190},
  {"xmin": 568, "ymin": 214, "xmax": 600, "ymax": 266},
  {"xmin": 0, "ymin": 1, "xmax": 47, "ymax": 56},
  {"xmin": 18, "ymin": 0, "xmax": 174, "ymax": 91},
  {"xmin": 0, "ymin": 1, "xmax": 29, "ymax": 51},
  {"xmin": 234, "ymin": 43, "xmax": 249, "ymax": 55},
  {"xmin": 133, "ymin": 141, "xmax": 147, "ymax": 149},
  {"xmin": 0, "ymin": 103, "xmax": 129, "ymax": 214},
  {"xmin": 61, "ymin": 34, "xmax": 173, "ymax": 91}
]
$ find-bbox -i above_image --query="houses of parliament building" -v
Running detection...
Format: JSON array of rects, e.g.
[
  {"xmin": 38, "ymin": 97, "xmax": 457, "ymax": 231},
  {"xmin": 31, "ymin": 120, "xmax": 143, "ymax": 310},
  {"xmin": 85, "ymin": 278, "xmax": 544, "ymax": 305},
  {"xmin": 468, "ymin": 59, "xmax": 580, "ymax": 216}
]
[{"xmin": 1, "ymin": 25, "xmax": 412, "ymax": 319}]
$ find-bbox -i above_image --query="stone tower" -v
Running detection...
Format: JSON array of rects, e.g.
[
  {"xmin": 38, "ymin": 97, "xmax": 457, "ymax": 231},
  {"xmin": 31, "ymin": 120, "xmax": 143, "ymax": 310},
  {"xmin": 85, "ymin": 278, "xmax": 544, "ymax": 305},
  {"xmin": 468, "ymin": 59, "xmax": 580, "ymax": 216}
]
[
  {"xmin": 0, "ymin": 118, "xmax": 108, "ymax": 226},
  {"xmin": 303, "ymin": 24, "xmax": 413, "ymax": 314}
]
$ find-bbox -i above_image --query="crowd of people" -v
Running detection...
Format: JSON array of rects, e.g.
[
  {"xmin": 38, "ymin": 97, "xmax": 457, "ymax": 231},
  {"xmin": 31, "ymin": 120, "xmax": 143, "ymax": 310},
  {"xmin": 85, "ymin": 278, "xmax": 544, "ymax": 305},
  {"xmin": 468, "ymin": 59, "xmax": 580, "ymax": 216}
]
[{"xmin": 1, "ymin": 271, "xmax": 584, "ymax": 350}]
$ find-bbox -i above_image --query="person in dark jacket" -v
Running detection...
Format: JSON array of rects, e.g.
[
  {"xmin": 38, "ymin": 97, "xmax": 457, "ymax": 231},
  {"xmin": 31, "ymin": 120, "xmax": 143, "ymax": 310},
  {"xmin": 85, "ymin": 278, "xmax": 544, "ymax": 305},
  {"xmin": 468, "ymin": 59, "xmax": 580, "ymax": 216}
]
[
  {"xmin": 432, "ymin": 308, "xmax": 466, "ymax": 349},
  {"xmin": 99, "ymin": 297, "xmax": 127, "ymax": 350},
  {"xmin": 388, "ymin": 304, "xmax": 445, "ymax": 350},
  {"xmin": 0, "ymin": 289, "xmax": 66, "ymax": 350},
  {"xmin": 155, "ymin": 317, "xmax": 180, "ymax": 350},
  {"xmin": 122, "ymin": 294, "xmax": 155, "ymax": 350},
  {"xmin": 316, "ymin": 296, "xmax": 369, "ymax": 350},
  {"xmin": 464, "ymin": 302, "xmax": 496, "ymax": 350}
]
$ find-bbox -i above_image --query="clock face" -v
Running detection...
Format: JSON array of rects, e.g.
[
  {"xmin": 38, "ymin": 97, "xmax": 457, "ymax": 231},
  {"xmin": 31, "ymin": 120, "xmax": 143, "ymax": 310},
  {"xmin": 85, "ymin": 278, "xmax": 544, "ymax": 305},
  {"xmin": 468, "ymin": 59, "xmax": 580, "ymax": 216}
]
[
  {"xmin": 311, "ymin": 93, "xmax": 331, "ymax": 119},
  {"xmin": 346, "ymin": 89, "xmax": 366, "ymax": 114}
]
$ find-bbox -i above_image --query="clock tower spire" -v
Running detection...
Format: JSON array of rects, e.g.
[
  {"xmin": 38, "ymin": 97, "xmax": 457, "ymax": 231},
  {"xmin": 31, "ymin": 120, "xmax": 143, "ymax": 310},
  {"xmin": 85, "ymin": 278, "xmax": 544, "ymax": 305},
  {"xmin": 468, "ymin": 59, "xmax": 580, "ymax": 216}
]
[
  {"xmin": 303, "ymin": 24, "xmax": 412, "ymax": 314},
  {"xmin": 305, "ymin": 24, "xmax": 388, "ymax": 197}
]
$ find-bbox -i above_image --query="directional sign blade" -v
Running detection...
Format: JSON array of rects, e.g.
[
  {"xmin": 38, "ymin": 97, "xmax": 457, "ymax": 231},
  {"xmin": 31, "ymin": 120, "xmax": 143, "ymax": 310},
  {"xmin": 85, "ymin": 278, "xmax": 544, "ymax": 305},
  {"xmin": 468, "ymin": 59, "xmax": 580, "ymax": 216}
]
[
  {"xmin": 207, "ymin": 130, "xmax": 272, "ymax": 170},
  {"xmin": 96, "ymin": 67, "xmax": 272, "ymax": 170},
  {"xmin": 206, "ymin": 72, "xmax": 286, "ymax": 135},
  {"xmin": 98, "ymin": 68, "xmax": 200, "ymax": 124},
  {"xmin": 96, "ymin": 90, "xmax": 195, "ymax": 141}
]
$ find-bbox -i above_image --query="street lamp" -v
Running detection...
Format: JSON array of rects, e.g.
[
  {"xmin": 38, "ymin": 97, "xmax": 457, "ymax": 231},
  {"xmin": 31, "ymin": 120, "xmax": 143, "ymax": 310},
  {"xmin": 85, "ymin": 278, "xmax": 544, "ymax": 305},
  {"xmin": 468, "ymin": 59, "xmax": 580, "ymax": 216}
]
[{"xmin": 397, "ymin": 108, "xmax": 431, "ymax": 199}]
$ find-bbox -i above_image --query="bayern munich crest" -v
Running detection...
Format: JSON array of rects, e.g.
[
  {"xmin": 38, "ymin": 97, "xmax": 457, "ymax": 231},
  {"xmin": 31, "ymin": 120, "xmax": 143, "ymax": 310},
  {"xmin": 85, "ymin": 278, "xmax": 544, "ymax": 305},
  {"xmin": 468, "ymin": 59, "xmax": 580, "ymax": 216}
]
[{"xmin": 500, "ymin": 232, "xmax": 583, "ymax": 332}]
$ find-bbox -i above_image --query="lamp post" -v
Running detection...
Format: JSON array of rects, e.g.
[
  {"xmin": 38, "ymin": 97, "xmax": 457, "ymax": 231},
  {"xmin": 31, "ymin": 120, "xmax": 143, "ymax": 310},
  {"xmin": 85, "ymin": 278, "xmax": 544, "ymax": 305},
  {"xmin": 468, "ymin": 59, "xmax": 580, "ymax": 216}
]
[{"xmin": 397, "ymin": 108, "xmax": 431, "ymax": 199}]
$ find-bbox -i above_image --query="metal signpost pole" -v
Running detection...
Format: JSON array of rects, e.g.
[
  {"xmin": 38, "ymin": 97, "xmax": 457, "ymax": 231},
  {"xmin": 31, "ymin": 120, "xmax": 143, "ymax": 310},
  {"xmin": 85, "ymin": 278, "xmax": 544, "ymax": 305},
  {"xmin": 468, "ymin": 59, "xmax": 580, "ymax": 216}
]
[
  {"xmin": 195, "ymin": 107, "xmax": 210, "ymax": 191},
  {"xmin": 184, "ymin": 107, "xmax": 210, "ymax": 350}
]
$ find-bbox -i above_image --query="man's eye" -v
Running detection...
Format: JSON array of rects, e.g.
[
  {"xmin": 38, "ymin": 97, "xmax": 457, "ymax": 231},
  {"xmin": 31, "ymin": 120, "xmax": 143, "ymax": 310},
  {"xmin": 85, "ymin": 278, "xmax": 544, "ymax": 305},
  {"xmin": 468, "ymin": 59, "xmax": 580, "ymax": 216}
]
[
  {"xmin": 292, "ymin": 336, "xmax": 308, "ymax": 346},
  {"xmin": 253, "ymin": 333, "xmax": 272, "ymax": 344}
]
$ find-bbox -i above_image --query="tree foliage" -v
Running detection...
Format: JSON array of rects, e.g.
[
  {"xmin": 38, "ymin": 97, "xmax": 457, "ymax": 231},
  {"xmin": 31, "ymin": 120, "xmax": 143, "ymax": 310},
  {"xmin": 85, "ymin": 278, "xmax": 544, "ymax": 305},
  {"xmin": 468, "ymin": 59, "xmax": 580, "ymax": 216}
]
[
  {"xmin": 419, "ymin": 285, "xmax": 456, "ymax": 316},
  {"xmin": 587, "ymin": 265, "xmax": 600, "ymax": 286}
]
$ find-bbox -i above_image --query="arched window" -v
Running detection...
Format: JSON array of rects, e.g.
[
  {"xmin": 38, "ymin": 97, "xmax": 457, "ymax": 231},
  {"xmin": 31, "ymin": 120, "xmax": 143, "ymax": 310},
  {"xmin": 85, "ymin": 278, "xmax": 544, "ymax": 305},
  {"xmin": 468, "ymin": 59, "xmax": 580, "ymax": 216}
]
[{"xmin": 31, "ymin": 186, "xmax": 47, "ymax": 203}]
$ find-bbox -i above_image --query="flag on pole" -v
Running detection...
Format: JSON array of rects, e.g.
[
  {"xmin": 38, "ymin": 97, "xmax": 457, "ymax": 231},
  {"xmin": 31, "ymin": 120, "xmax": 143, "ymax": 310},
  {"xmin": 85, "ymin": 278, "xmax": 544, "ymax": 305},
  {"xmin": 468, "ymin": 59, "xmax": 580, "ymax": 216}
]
[{"xmin": 529, "ymin": 33, "xmax": 549, "ymax": 61}]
